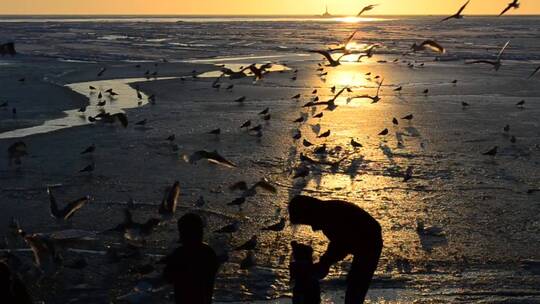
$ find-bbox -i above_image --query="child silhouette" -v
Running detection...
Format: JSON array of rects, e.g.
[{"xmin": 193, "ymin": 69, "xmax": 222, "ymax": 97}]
[
  {"xmin": 162, "ymin": 213, "xmax": 219, "ymax": 304},
  {"xmin": 290, "ymin": 241, "xmax": 321, "ymax": 304}
]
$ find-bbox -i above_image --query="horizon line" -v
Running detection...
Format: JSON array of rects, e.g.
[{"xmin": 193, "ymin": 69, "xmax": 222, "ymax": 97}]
[{"xmin": 0, "ymin": 13, "xmax": 539, "ymax": 17}]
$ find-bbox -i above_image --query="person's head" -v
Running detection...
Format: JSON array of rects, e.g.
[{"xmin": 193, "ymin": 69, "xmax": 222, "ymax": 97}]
[
  {"xmin": 177, "ymin": 213, "xmax": 204, "ymax": 245},
  {"xmin": 291, "ymin": 241, "xmax": 313, "ymax": 262},
  {"xmin": 288, "ymin": 195, "xmax": 324, "ymax": 231}
]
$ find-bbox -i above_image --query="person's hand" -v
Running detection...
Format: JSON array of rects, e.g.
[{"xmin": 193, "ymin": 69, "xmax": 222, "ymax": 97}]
[{"xmin": 313, "ymin": 262, "xmax": 330, "ymax": 279}]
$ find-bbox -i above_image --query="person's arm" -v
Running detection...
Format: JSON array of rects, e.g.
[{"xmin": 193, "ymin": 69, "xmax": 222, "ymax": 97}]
[
  {"xmin": 319, "ymin": 241, "xmax": 348, "ymax": 269},
  {"xmin": 162, "ymin": 254, "xmax": 175, "ymax": 283}
]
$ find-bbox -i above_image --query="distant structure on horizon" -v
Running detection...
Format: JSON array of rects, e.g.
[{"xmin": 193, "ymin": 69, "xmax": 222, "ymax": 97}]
[{"xmin": 321, "ymin": 5, "xmax": 332, "ymax": 18}]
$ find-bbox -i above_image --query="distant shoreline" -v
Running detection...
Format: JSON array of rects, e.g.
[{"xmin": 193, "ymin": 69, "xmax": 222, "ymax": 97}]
[{"xmin": 1, "ymin": 14, "xmax": 540, "ymax": 18}]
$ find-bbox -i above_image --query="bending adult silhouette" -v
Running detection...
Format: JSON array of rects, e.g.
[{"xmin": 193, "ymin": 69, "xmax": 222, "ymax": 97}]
[
  {"xmin": 288, "ymin": 195, "xmax": 383, "ymax": 303},
  {"xmin": 162, "ymin": 213, "xmax": 219, "ymax": 304}
]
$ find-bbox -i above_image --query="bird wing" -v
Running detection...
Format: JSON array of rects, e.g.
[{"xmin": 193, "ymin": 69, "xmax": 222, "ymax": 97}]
[
  {"xmin": 528, "ymin": 66, "xmax": 540, "ymax": 79},
  {"xmin": 343, "ymin": 30, "xmax": 358, "ymax": 47},
  {"xmin": 440, "ymin": 15, "xmax": 454, "ymax": 22},
  {"xmin": 357, "ymin": 7, "xmax": 368, "ymax": 16},
  {"xmin": 220, "ymin": 67, "xmax": 235, "ymax": 75},
  {"xmin": 357, "ymin": 4, "xmax": 376, "ymax": 16},
  {"xmin": 304, "ymin": 101, "xmax": 330, "ymax": 107},
  {"xmin": 466, "ymin": 60, "xmax": 496, "ymax": 65},
  {"xmin": 47, "ymin": 188, "xmax": 60, "ymax": 218},
  {"xmin": 248, "ymin": 65, "xmax": 263, "ymax": 79},
  {"xmin": 333, "ymin": 87, "xmax": 348, "ymax": 100},
  {"xmin": 309, "ymin": 50, "xmax": 338, "ymax": 65},
  {"xmin": 165, "ymin": 181, "xmax": 180, "ymax": 213},
  {"xmin": 207, "ymin": 151, "xmax": 237, "ymax": 168},
  {"xmin": 499, "ymin": 4, "xmax": 513, "ymax": 16},
  {"xmin": 361, "ymin": 44, "xmax": 379, "ymax": 54},
  {"xmin": 376, "ymin": 78, "xmax": 384, "ymax": 96},
  {"xmin": 457, "ymin": 0, "xmax": 470, "ymax": 15},
  {"xmin": 349, "ymin": 94, "xmax": 375, "ymax": 101},
  {"xmin": 421, "ymin": 40, "xmax": 446, "ymax": 54},
  {"xmin": 62, "ymin": 196, "xmax": 89, "ymax": 220},
  {"xmin": 497, "ymin": 41, "xmax": 510, "ymax": 61}
]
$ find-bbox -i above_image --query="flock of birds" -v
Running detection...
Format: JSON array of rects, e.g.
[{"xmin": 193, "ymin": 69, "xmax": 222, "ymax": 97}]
[{"xmin": 2, "ymin": 0, "xmax": 540, "ymax": 301}]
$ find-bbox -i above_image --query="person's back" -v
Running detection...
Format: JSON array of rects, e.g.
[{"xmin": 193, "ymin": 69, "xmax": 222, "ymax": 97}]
[
  {"xmin": 162, "ymin": 213, "xmax": 219, "ymax": 304},
  {"xmin": 318, "ymin": 200, "xmax": 382, "ymax": 256},
  {"xmin": 163, "ymin": 243, "xmax": 218, "ymax": 304},
  {"xmin": 288, "ymin": 195, "xmax": 383, "ymax": 304}
]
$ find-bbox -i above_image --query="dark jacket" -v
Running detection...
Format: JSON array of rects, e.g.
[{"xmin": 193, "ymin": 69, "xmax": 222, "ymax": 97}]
[{"xmin": 163, "ymin": 243, "xmax": 219, "ymax": 304}]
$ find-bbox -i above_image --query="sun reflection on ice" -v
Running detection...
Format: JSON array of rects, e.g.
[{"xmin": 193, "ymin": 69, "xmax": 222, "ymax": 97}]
[{"xmin": 333, "ymin": 17, "xmax": 388, "ymax": 23}]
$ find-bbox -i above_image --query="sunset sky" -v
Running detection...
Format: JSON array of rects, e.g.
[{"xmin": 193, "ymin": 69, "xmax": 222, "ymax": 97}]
[{"xmin": 1, "ymin": 0, "xmax": 539, "ymax": 15}]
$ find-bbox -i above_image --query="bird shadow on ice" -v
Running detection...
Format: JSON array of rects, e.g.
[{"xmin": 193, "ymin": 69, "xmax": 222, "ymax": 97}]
[
  {"xmin": 416, "ymin": 222, "xmax": 448, "ymax": 253},
  {"xmin": 344, "ymin": 156, "xmax": 366, "ymax": 182},
  {"xmin": 402, "ymin": 126, "xmax": 421, "ymax": 138}
]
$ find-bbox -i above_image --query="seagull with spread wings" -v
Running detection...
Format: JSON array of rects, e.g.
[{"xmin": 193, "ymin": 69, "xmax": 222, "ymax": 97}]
[
  {"xmin": 349, "ymin": 79, "xmax": 384, "ymax": 103},
  {"xmin": 303, "ymin": 87, "xmax": 350, "ymax": 111},
  {"xmin": 184, "ymin": 150, "xmax": 237, "ymax": 168},
  {"xmin": 357, "ymin": 4, "xmax": 378, "ymax": 17},
  {"xmin": 466, "ymin": 41, "xmax": 510, "ymax": 71},
  {"xmin": 440, "ymin": 0, "xmax": 470, "ymax": 22},
  {"xmin": 499, "ymin": 0, "xmax": 520, "ymax": 16},
  {"xmin": 411, "ymin": 40, "xmax": 446, "ymax": 54},
  {"xmin": 47, "ymin": 187, "xmax": 90, "ymax": 221}
]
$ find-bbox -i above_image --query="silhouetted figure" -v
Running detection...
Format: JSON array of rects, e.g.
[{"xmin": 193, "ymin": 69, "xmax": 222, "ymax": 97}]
[
  {"xmin": 0, "ymin": 262, "xmax": 32, "ymax": 304},
  {"xmin": 162, "ymin": 213, "xmax": 219, "ymax": 304},
  {"xmin": 288, "ymin": 195, "xmax": 383, "ymax": 304},
  {"xmin": 290, "ymin": 241, "xmax": 321, "ymax": 304}
]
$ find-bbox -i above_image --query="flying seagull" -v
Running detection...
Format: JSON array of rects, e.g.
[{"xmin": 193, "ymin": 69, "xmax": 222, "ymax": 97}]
[
  {"xmin": 108, "ymin": 209, "xmax": 160, "ymax": 241},
  {"xmin": 248, "ymin": 63, "xmax": 273, "ymax": 80},
  {"xmin": 411, "ymin": 40, "xmax": 446, "ymax": 54},
  {"xmin": 466, "ymin": 41, "xmax": 510, "ymax": 71},
  {"xmin": 349, "ymin": 79, "xmax": 384, "ymax": 103},
  {"xmin": 499, "ymin": 0, "xmax": 520, "ymax": 16},
  {"xmin": 47, "ymin": 187, "xmax": 90, "ymax": 221},
  {"xmin": 184, "ymin": 150, "xmax": 236, "ymax": 168},
  {"xmin": 303, "ymin": 87, "xmax": 350, "ymax": 110},
  {"xmin": 357, "ymin": 4, "xmax": 378, "ymax": 17},
  {"xmin": 440, "ymin": 0, "xmax": 470, "ymax": 22},
  {"xmin": 159, "ymin": 181, "xmax": 180, "ymax": 215}
]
